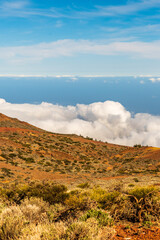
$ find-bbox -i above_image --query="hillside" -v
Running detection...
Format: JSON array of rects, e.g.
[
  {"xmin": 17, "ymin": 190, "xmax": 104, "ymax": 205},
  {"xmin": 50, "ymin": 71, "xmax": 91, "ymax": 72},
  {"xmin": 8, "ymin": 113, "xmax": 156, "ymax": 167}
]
[
  {"xmin": 0, "ymin": 112, "xmax": 159, "ymax": 188},
  {"xmin": 0, "ymin": 113, "xmax": 160, "ymax": 240}
]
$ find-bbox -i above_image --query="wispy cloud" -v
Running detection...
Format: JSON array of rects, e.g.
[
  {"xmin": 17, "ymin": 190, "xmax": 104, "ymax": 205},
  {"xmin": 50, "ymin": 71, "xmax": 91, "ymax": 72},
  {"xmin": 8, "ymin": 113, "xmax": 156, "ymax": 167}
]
[
  {"xmin": 0, "ymin": 98, "xmax": 160, "ymax": 147},
  {"xmin": 0, "ymin": 0, "xmax": 64, "ymax": 18},
  {"xmin": 1, "ymin": 39, "xmax": 160, "ymax": 64},
  {"xmin": 0, "ymin": 0, "xmax": 31, "ymax": 17},
  {"xmin": 0, "ymin": 0, "xmax": 160, "ymax": 19},
  {"xmin": 93, "ymin": 0, "xmax": 160, "ymax": 17},
  {"xmin": 101, "ymin": 24, "xmax": 160, "ymax": 39},
  {"xmin": 1, "ymin": 0, "xmax": 29, "ymax": 9}
]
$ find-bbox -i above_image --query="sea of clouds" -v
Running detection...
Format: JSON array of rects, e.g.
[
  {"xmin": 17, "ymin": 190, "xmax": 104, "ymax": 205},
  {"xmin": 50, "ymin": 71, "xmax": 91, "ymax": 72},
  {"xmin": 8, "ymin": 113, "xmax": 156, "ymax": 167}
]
[{"xmin": 0, "ymin": 98, "xmax": 160, "ymax": 147}]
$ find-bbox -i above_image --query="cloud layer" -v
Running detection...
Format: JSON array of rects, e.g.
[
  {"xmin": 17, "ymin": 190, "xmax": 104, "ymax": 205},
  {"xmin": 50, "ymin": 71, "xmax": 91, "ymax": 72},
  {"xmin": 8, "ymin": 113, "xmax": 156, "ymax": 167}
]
[
  {"xmin": 2, "ymin": 40, "xmax": 160, "ymax": 65},
  {"xmin": 0, "ymin": 99, "xmax": 160, "ymax": 147}
]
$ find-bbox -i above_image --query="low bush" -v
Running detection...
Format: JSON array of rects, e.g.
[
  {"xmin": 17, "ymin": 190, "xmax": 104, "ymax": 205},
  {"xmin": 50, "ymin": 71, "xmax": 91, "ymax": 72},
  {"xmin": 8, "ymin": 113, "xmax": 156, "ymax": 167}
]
[
  {"xmin": 77, "ymin": 182, "xmax": 90, "ymax": 189},
  {"xmin": 0, "ymin": 180, "xmax": 159, "ymax": 240},
  {"xmin": 112, "ymin": 186, "xmax": 160, "ymax": 223},
  {"xmin": 81, "ymin": 209, "xmax": 113, "ymax": 227},
  {"xmin": 0, "ymin": 206, "xmax": 25, "ymax": 240},
  {"xmin": 40, "ymin": 222, "xmax": 67, "ymax": 240},
  {"xmin": 21, "ymin": 197, "xmax": 49, "ymax": 224},
  {"xmin": 65, "ymin": 219, "xmax": 99, "ymax": 240},
  {"xmin": 2, "ymin": 181, "xmax": 68, "ymax": 204},
  {"xmin": 91, "ymin": 187, "xmax": 120, "ymax": 209},
  {"xmin": 65, "ymin": 191, "xmax": 96, "ymax": 211}
]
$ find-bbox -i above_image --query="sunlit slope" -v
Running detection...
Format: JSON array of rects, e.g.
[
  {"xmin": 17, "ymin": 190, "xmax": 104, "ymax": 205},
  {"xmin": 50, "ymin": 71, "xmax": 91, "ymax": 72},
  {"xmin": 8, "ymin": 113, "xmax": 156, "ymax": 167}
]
[{"xmin": 0, "ymin": 113, "xmax": 159, "ymax": 184}]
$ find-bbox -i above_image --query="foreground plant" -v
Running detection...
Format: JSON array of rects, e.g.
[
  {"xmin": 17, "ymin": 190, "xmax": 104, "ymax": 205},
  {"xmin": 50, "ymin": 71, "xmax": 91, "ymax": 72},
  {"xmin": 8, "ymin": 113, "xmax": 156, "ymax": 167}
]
[{"xmin": 112, "ymin": 186, "xmax": 160, "ymax": 223}]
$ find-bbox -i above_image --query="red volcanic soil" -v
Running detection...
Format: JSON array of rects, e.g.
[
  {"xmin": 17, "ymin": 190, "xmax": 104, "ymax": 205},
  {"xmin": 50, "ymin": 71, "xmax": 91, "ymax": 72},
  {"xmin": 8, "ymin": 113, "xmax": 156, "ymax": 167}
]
[
  {"xmin": 0, "ymin": 127, "xmax": 40, "ymax": 134},
  {"xmin": 114, "ymin": 225, "xmax": 160, "ymax": 240}
]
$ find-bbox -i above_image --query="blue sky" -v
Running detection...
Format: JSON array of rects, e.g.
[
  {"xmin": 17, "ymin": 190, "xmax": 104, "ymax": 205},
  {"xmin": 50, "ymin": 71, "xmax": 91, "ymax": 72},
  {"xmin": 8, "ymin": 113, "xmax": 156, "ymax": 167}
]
[{"xmin": 1, "ymin": 0, "xmax": 160, "ymax": 76}]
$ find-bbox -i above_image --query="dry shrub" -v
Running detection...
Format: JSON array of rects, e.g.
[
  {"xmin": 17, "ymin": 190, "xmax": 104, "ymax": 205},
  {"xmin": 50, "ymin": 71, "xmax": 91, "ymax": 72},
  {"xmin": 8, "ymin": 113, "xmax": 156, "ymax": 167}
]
[
  {"xmin": 19, "ymin": 219, "xmax": 115, "ymax": 240},
  {"xmin": 65, "ymin": 219, "xmax": 99, "ymax": 240},
  {"xmin": 40, "ymin": 222, "xmax": 66, "ymax": 240},
  {"xmin": 47, "ymin": 203, "xmax": 69, "ymax": 222},
  {"xmin": 112, "ymin": 199, "xmax": 137, "ymax": 222},
  {"xmin": 98, "ymin": 227, "xmax": 115, "ymax": 240},
  {"xmin": 0, "ymin": 205, "xmax": 25, "ymax": 240},
  {"xmin": 21, "ymin": 197, "xmax": 49, "ymax": 224},
  {"xmin": 20, "ymin": 222, "xmax": 66, "ymax": 240},
  {"xmin": 112, "ymin": 186, "xmax": 160, "ymax": 223},
  {"xmin": 0, "ymin": 199, "xmax": 6, "ymax": 214},
  {"xmin": 19, "ymin": 223, "xmax": 45, "ymax": 240}
]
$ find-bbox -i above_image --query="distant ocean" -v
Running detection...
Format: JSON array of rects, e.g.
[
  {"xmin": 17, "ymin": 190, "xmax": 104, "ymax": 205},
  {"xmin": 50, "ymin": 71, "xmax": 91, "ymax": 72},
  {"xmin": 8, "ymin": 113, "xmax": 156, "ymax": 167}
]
[{"xmin": 0, "ymin": 76, "xmax": 160, "ymax": 115}]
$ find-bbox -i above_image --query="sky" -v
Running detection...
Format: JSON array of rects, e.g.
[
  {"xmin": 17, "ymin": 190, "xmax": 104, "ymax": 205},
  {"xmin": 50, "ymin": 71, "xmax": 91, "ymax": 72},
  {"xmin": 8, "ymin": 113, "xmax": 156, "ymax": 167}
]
[
  {"xmin": 1, "ymin": 0, "xmax": 160, "ymax": 76},
  {"xmin": 0, "ymin": 0, "xmax": 160, "ymax": 147}
]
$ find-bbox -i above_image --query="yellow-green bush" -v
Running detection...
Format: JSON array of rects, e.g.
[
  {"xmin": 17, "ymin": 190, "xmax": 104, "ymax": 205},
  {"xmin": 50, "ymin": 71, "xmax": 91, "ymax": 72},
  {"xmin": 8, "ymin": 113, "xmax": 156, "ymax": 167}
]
[
  {"xmin": 91, "ymin": 187, "xmax": 120, "ymax": 209},
  {"xmin": 128, "ymin": 186, "xmax": 158, "ymax": 200},
  {"xmin": 65, "ymin": 192, "xmax": 96, "ymax": 211},
  {"xmin": 77, "ymin": 182, "xmax": 90, "ymax": 189}
]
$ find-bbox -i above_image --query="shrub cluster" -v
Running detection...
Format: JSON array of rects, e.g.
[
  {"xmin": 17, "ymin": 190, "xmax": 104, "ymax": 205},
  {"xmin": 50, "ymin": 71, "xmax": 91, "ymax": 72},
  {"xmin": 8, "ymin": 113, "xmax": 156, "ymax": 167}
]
[
  {"xmin": 0, "ymin": 181, "xmax": 159, "ymax": 239},
  {"xmin": 1, "ymin": 181, "xmax": 68, "ymax": 204}
]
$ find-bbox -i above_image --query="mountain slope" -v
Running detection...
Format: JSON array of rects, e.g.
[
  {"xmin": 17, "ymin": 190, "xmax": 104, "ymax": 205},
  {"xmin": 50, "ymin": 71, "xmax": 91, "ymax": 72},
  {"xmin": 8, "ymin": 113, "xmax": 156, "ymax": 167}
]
[{"xmin": 0, "ymin": 113, "xmax": 160, "ymax": 186}]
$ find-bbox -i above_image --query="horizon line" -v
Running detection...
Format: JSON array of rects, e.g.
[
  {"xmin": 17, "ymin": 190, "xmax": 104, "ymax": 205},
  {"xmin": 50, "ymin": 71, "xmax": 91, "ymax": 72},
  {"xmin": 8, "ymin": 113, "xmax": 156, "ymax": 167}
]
[{"xmin": 0, "ymin": 74, "xmax": 159, "ymax": 78}]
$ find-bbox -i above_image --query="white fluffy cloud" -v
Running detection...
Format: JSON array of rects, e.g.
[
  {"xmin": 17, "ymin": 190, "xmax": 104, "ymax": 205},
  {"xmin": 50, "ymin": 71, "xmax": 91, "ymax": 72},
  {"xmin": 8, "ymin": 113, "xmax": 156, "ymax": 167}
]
[
  {"xmin": 149, "ymin": 77, "xmax": 160, "ymax": 83},
  {"xmin": 0, "ymin": 99, "xmax": 160, "ymax": 147}
]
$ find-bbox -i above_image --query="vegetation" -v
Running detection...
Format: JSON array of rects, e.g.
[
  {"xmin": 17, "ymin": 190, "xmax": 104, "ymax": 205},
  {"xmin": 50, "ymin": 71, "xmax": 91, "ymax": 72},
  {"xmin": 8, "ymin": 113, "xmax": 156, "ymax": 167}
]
[
  {"xmin": 0, "ymin": 181, "xmax": 158, "ymax": 239},
  {"xmin": 0, "ymin": 113, "xmax": 160, "ymax": 238}
]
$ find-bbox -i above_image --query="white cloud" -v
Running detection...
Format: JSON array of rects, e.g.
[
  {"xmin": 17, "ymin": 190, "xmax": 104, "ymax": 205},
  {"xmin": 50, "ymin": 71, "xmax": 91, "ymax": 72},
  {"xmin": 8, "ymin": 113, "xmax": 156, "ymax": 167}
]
[
  {"xmin": 149, "ymin": 77, "xmax": 160, "ymax": 82},
  {"xmin": 0, "ymin": 99, "xmax": 160, "ymax": 147},
  {"xmin": 1, "ymin": 39, "xmax": 160, "ymax": 64}
]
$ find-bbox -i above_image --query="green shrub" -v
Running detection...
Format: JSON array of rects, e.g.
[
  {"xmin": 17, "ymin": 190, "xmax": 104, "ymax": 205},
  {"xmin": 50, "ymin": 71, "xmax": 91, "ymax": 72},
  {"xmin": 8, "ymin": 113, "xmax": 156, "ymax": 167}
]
[
  {"xmin": 91, "ymin": 187, "xmax": 120, "ymax": 209},
  {"xmin": 134, "ymin": 144, "xmax": 142, "ymax": 148},
  {"xmin": 77, "ymin": 182, "xmax": 90, "ymax": 189},
  {"xmin": 65, "ymin": 192, "xmax": 96, "ymax": 211},
  {"xmin": 128, "ymin": 186, "xmax": 157, "ymax": 200},
  {"xmin": 81, "ymin": 209, "xmax": 113, "ymax": 226},
  {"xmin": 2, "ymin": 181, "xmax": 68, "ymax": 204}
]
